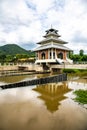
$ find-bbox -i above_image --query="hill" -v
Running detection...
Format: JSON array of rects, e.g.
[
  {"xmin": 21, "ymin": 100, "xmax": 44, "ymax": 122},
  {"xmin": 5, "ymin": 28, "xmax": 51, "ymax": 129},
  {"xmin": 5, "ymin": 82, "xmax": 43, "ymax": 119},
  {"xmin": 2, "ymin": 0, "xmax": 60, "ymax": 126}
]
[{"xmin": 0, "ymin": 44, "xmax": 31, "ymax": 55}]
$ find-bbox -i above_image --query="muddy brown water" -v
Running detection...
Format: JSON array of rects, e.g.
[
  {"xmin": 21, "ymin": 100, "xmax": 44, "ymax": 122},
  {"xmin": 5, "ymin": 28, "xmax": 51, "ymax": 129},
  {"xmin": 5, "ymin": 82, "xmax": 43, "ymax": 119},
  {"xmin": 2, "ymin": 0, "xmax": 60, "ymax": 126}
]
[{"xmin": 0, "ymin": 74, "xmax": 87, "ymax": 130}]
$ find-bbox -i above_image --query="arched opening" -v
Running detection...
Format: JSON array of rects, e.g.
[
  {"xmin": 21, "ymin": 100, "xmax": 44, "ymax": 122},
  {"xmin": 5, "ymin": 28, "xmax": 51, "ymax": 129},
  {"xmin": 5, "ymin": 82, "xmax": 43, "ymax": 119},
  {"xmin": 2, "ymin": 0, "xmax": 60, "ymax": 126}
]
[
  {"xmin": 53, "ymin": 52, "xmax": 55, "ymax": 59},
  {"xmin": 41, "ymin": 52, "xmax": 45, "ymax": 59},
  {"xmin": 57, "ymin": 52, "xmax": 63, "ymax": 59}
]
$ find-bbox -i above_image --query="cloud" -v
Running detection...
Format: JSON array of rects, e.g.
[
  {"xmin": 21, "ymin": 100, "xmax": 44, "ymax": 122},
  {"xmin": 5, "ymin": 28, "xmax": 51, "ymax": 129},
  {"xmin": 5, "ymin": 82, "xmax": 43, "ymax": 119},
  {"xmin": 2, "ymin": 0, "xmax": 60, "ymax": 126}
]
[
  {"xmin": 72, "ymin": 31, "xmax": 87, "ymax": 43},
  {"xmin": 28, "ymin": 0, "xmax": 55, "ymax": 14},
  {"xmin": 0, "ymin": 0, "xmax": 87, "ymax": 53}
]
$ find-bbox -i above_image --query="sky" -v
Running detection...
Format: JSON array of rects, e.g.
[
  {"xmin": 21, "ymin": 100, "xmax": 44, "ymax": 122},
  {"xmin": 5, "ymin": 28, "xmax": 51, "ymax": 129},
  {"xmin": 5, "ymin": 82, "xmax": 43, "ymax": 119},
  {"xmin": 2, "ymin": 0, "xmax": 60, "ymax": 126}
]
[{"xmin": 0, "ymin": 0, "xmax": 87, "ymax": 54}]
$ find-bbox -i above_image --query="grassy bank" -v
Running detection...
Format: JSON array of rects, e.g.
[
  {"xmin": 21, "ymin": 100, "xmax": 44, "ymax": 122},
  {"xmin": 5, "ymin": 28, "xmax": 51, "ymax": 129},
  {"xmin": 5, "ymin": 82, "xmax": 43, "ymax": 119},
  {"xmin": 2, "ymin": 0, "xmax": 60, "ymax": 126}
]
[
  {"xmin": 73, "ymin": 89, "xmax": 87, "ymax": 104},
  {"xmin": 63, "ymin": 69, "xmax": 87, "ymax": 77}
]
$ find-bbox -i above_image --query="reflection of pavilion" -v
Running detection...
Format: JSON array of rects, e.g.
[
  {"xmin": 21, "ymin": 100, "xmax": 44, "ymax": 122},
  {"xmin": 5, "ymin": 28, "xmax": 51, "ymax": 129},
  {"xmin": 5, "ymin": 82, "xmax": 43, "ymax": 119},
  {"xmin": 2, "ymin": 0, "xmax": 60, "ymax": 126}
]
[{"xmin": 33, "ymin": 82, "xmax": 72, "ymax": 113}]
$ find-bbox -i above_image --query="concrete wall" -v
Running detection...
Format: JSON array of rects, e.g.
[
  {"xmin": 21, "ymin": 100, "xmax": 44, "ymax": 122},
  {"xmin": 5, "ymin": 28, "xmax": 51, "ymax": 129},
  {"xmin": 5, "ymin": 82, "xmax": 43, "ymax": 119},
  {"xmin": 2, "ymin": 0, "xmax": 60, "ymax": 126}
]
[
  {"xmin": 1, "ymin": 73, "xmax": 67, "ymax": 89},
  {"xmin": 1, "ymin": 64, "xmax": 86, "ymax": 72},
  {"xmin": 20, "ymin": 64, "xmax": 43, "ymax": 71},
  {"xmin": 0, "ymin": 65, "xmax": 18, "ymax": 71},
  {"xmin": 0, "ymin": 64, "xmax": 43, "ymax": 72},
  {"xmin": 50, "ymin": 64, "xmax": 87, "ymax": 70}
]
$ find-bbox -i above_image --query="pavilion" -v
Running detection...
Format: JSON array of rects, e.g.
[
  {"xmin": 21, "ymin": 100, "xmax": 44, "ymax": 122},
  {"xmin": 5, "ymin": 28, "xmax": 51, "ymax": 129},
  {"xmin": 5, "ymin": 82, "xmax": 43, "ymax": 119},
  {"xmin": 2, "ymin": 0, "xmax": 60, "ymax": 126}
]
[{"xmin": 34, "ymin": 27, "xmax": 73, "ymax": 65}]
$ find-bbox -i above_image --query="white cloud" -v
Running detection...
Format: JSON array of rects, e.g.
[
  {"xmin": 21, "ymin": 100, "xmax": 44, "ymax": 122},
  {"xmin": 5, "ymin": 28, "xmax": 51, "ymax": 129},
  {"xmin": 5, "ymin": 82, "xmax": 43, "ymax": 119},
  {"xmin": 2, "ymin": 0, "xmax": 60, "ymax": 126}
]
[
  {"xmin": 28, "ymin": 0, "xmax": 55, "ymax": 14},
  {"xmin": 0, "ymin": 0, "xmax": 87, "ymax": 53}
]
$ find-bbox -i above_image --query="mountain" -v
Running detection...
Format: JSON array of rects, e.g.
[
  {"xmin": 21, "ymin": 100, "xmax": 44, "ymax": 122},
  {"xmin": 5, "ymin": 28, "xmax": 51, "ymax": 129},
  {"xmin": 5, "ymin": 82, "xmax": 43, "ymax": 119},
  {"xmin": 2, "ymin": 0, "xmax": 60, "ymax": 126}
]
[{"xmin": 0, "ymin": 44, "xmax": 31, "ymax": 55}]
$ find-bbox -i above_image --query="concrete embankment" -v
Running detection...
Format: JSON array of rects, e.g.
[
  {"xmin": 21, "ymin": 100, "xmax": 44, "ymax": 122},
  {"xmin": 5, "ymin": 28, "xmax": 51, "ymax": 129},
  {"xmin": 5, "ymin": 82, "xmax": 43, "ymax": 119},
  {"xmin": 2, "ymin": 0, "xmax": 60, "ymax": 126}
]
[
  {"xmin": 0, "ymin": 64, "xmax": 44, "ymax": 77},
  {"xmin": 0, "ymin": 64, "xmax": 43, "ymax": 71},
  {"xmin": 0, "ymin": 65, "xmax": 18, "ymax": 71},
  {"xmin": 0, "ymin": 71, "xmax": 40, "ymax": 77},
  {"xmin": 0, "ymin": 73, "xmax": 67, "ymax": 89}
]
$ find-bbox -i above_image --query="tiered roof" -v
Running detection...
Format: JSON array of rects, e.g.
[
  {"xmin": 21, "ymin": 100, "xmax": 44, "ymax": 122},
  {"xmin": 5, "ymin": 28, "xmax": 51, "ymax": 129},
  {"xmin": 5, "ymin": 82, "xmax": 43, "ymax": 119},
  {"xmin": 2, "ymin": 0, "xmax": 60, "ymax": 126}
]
[
  {"xmin": 35, "ymin": 43, "xmax": 71, "ymax": 51},
  {"xmin": 34, "ymin": 28, "xmax": 71, "ymax": 51}
]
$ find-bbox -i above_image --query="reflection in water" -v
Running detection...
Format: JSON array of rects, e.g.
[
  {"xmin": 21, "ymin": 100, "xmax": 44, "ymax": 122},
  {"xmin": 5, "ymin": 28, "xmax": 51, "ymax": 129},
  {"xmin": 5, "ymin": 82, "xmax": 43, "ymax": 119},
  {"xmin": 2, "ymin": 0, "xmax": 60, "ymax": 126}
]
[
  {"xmin": 0, "ymin": 75, "xmax": 36, "ymax": 84},
  {"xmin": 0, "ymin": 74, "xmax": 87, "ymax": 130},
  {"xmin": 33, "ymin": 82, "xmax": 72, "ymax": 113},
  {"xmin": 73, "ymin": 78, "xmax": 87, "ymax": 86},
  {"xmin": 0, "ymin": 73, "xmax": 50, "ymax": 85},
  {"xmin": 68, "ymin": 75, "xmax": 87, "ymax": 85}
]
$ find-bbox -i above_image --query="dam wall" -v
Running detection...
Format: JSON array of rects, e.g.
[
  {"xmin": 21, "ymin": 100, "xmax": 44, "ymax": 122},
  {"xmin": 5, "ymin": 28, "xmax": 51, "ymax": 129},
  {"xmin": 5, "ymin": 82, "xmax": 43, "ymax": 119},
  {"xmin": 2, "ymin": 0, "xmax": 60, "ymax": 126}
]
[{"xmin": 0, "ymin": 73, "xmax": 67, "ymax": 89}]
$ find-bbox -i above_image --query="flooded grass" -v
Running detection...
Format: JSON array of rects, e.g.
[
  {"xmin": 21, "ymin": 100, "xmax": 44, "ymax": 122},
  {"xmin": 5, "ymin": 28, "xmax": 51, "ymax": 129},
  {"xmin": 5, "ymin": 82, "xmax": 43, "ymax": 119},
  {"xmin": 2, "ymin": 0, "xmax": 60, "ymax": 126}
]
[{"xmin": 74, "ymin": 89, "xmax": 87, "ymax": 104}]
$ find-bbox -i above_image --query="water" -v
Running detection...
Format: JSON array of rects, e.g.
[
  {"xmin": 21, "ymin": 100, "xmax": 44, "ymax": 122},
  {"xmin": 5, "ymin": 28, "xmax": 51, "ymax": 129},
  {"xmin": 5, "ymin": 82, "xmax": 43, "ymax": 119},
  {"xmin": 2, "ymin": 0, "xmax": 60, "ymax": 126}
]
[{"xmin": 0, "ymin": 74, "xmax": 87, "ymax": 130}]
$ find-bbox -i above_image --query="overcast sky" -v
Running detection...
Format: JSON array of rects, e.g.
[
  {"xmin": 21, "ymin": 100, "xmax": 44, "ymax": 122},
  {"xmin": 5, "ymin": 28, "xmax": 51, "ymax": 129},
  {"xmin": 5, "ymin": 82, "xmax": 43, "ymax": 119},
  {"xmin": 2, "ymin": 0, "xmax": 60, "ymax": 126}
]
[{"xmin": 0, "ymin": 0, "xmax": 87, "ymax": 53}]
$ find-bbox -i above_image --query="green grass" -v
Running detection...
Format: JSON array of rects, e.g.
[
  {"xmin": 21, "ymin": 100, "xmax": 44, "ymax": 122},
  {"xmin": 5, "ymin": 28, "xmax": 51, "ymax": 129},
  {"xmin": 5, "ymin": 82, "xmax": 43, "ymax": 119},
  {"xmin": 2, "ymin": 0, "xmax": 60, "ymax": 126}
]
[
  {"xmin": 63, "ymin": 68, "xmax": 87, "ymax": 73},
  {"xmin": 63, "ymin": 69, "xmax": 87, "ymax": 77},
  {"xmin": 63, "ymin": 68, "xmax": 79, "ymax": 73},
  {"xmin": 73, "ymin": 89, "xmax": 87, "ymax": 104}
]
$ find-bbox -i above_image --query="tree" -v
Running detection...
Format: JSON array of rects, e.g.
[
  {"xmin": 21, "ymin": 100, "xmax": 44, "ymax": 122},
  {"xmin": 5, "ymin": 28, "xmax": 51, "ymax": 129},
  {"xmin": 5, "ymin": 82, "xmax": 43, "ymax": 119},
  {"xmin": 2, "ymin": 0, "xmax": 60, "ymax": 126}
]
[
  {"xmin": 82, "ymin": 55, "xmax": 87, "ymax": 61},
  {"xmin": 0, "ymin": 54, "xmax": 6, "ymax": 62},
  {"xmin": 79, "ymin": 49, "xmax": 84, "ymax": 56},
  {"xmin": 6, "ymin": 55, "xmax": 14, "ymax": 62}
]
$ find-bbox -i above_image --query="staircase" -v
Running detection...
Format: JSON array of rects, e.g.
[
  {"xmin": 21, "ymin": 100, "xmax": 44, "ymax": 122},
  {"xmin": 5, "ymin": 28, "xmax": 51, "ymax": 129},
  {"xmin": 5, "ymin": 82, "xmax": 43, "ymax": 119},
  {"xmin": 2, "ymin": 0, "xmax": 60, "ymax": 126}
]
[
  {"xmin": 66, "ymin": 57, "xmax": 73, "ymax": 64},
  {"xmin": 56, "ymin": 58, "xmax": 64, "ymax": 64}
]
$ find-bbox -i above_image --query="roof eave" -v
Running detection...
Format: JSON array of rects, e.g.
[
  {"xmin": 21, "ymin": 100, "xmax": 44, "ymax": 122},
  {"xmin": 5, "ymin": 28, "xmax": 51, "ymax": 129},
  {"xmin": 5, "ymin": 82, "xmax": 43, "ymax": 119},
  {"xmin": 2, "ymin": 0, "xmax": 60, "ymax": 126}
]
[
  {"xmin": 36, "ymin": 38, "xmax": 67, "ymax": 44},
  {"xmin": 34, "ymin": 46, "xmax": 72, "ymax": 52}
]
